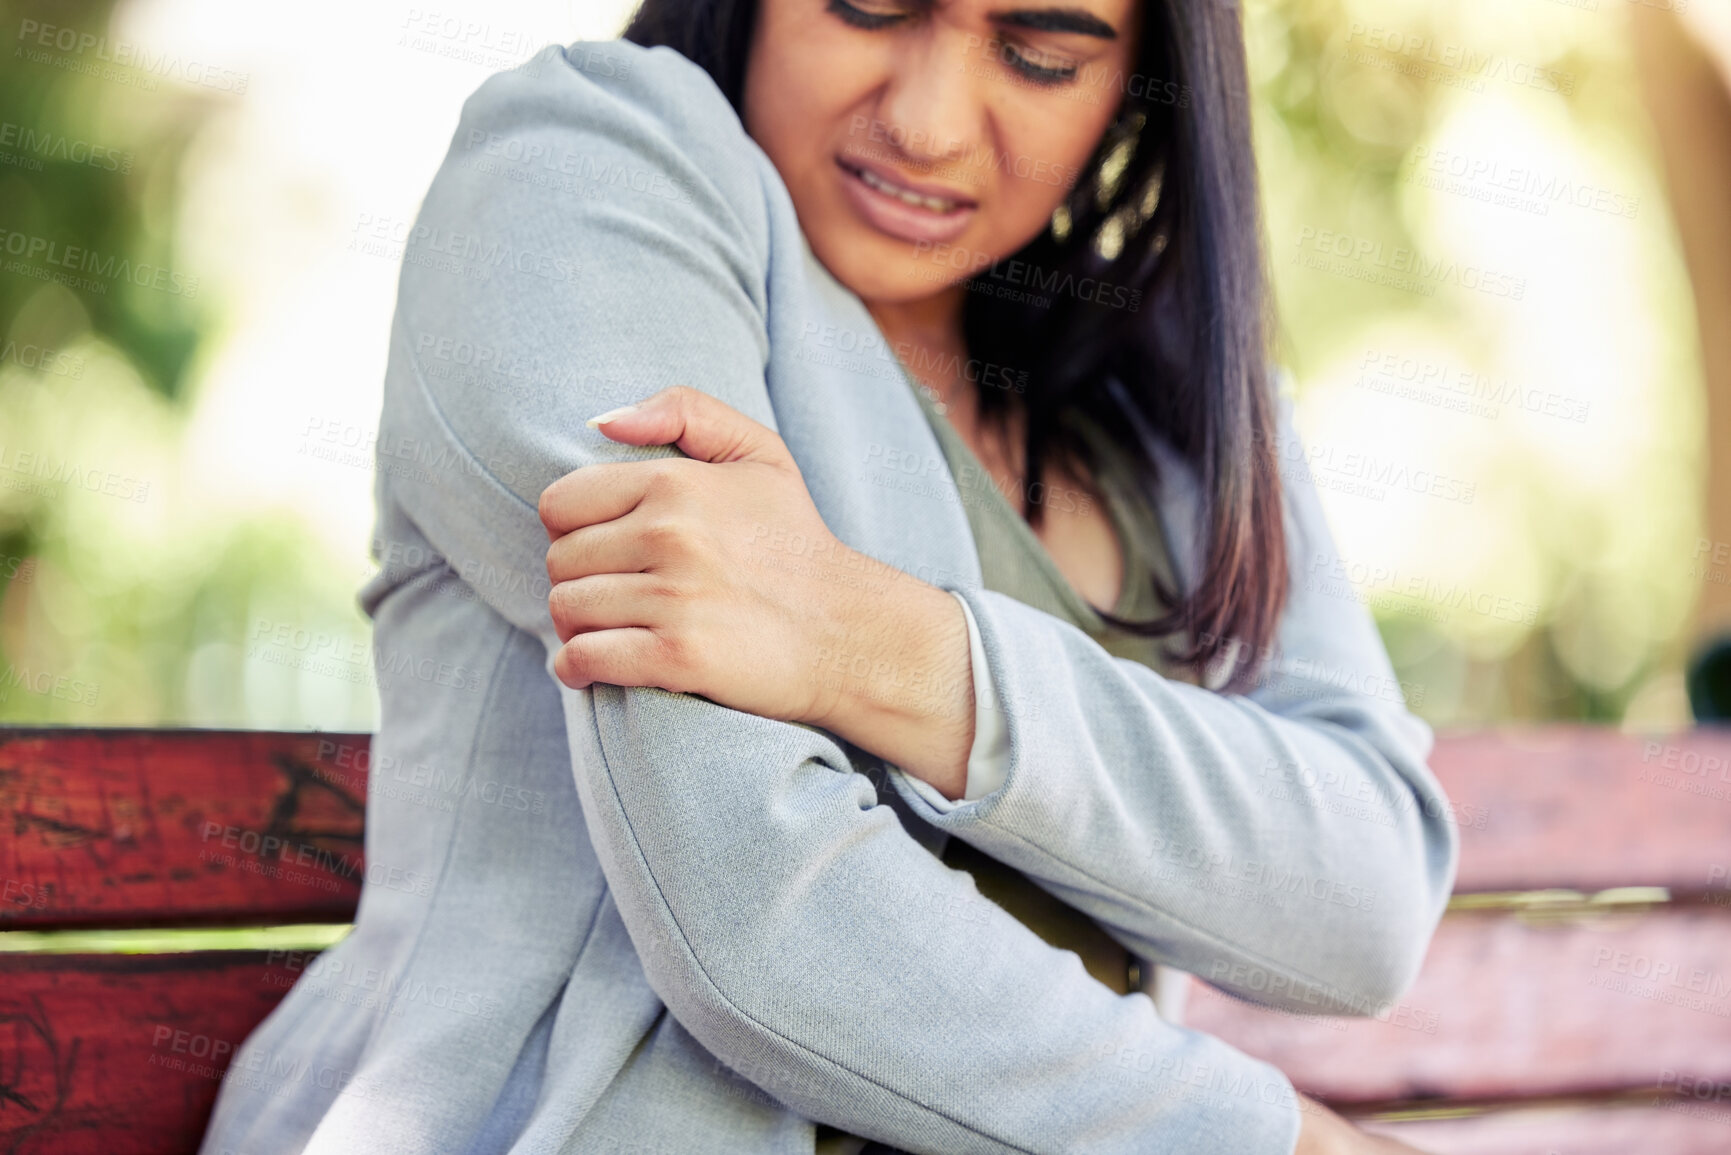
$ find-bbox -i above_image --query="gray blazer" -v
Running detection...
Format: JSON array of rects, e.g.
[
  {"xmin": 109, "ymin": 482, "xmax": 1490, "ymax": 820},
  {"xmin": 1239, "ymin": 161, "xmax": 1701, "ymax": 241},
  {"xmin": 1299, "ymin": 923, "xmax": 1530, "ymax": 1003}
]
[{"xmin": 200, "ymin": 40, "xmax": 1457, "ymax": 1155}]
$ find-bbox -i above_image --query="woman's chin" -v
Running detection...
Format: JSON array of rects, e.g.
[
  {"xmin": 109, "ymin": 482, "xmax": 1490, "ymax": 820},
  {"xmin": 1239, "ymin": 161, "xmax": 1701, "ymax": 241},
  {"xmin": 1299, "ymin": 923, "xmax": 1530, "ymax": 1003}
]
[{"xmin": 825, "ymin": 256, "xmax": 970, "ymax": 310}]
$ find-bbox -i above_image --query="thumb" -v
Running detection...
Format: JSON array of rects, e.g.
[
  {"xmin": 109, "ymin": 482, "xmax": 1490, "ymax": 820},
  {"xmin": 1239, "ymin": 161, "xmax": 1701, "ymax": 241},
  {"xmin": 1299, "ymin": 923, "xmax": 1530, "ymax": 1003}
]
[{"xmin": 586, "ymin": 386, "xmax": 788, "ymax": 466}]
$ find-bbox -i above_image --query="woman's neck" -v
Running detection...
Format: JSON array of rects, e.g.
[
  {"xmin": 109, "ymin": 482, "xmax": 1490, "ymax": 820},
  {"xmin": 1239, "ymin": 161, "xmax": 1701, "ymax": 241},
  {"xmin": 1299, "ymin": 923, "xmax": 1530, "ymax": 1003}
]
[
  {"xmin": 866, "ymin": 286, "xmax": 1030, "ymax": 504},
  {"xmin": 865, "ymin": 288, "xmax": 970, "ymax": 409}
]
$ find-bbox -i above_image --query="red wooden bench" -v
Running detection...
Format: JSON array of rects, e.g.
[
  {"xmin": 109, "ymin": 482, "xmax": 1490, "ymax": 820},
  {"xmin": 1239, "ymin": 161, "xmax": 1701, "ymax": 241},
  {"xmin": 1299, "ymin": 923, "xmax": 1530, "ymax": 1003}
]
[{"xmin": 3, "ymin": 727, "xmax": 1730, "ymax": 1153}]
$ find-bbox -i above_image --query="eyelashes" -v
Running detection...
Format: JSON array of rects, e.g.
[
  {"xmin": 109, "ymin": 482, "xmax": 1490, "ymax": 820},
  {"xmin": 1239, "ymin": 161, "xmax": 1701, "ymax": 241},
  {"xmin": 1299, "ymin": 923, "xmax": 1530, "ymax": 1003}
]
[
  {"xmin": 998, "ymin": 43, "xmax": 1079, "ymax": 86},
  {"xmin": 824, "ymin": 0, "xmax": 1082, "ymax": 87},
  {"xmin": 826, "ymin": 0, "xmax": 904, "ymax": 31}
]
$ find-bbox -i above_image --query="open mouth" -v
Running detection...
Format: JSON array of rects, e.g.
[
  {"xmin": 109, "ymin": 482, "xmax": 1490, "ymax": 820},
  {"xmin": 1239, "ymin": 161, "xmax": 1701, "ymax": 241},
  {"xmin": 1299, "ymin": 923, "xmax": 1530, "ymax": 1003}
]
[
  {"xmin": 835, "ymin": 156, "xmax": 979, "ymax": 245},
  {"xmin": 841, "ymin": 159, "xmax": 971, "ymax": 214}
]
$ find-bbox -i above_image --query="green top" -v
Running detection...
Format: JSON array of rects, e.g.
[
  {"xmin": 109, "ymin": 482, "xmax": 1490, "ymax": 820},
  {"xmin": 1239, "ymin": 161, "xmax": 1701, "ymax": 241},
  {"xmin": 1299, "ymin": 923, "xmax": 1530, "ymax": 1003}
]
[
  {"xmin": 908, "ymin": 383, "xmax": 1194, "ymax": 996},
  {"xmin": 817, "ymin": 390, "xmax": 1200, "ymax": 1154},
  {"xmin": 906, "ymin": 384, "xmax": 1191, "ymax": 676}
]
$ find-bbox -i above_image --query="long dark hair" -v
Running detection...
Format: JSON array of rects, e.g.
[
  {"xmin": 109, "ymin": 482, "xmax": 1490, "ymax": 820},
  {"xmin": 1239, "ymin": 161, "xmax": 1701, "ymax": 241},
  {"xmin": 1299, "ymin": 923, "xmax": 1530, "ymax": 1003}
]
[{"xmin": 624, "ymin": 0, "xmax": 1287, "ymax": 693}]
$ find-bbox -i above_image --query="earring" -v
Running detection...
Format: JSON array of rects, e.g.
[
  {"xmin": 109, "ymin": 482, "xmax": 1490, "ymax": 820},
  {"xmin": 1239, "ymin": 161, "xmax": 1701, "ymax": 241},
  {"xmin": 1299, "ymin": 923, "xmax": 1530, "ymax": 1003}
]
[
  {"xmin": 1096, "ymin": 164, "xmax": 1166, "ymax": 262},
  {"xmin": 1094, "ymin": 109, "xmax": 1145, "ymax": 211},
  {"xmin": 1050, "ymin": 201, "xmax": 1073, "ymax": 242},
  {"xmin": 1052, "ymin": 108, "xmax": 1142, "ymax": 244}
]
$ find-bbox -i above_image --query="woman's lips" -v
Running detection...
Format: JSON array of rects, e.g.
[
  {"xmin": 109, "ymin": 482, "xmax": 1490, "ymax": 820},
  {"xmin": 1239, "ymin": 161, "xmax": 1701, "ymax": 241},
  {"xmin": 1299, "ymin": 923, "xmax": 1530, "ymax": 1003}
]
[{"xmin": 836, "ymin": 157, "xmax": 978, "ymax": 246}]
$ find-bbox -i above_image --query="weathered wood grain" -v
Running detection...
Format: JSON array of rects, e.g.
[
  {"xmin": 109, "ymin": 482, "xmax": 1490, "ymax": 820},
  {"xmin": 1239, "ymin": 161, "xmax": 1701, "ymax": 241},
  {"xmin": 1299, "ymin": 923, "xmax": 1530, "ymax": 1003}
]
[
  {"xmin": 8, "ymin": 726, "xmax": 1731, "ymax": 931},
  {"xmin": 1187, "ymin": 908, "xmax": 1731, "ymax": 1103},
  {"xmin": 1436, "ymin": 726, "xmax": 1731, "ymax": 895},
  {"xmin": 1365, "ymin": 1099, "xmax": 1731, "ymax": 1155},
  {"xmin": 0, "ymin": 952, "xmax": 299, "ymax": 1155},
  {"xmin": 1, "ymin": 730, "xmax": 368, "ymax": 928}
]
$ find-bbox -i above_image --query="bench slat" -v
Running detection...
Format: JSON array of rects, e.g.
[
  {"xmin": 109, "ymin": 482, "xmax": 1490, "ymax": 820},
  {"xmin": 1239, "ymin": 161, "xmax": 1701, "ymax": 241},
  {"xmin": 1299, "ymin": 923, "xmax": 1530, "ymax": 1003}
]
[
  {"xmin": 0, "ymin": 952, "xmax": 296, "ymax": 1155},
  {"xmin": 1366, "ymin": 1102, "xmax": 1731, "ymax": 1155},
  {"xmin": 6, "ymin": 727, "xmax": 1731, "ymax": 928},
  {"xmin": 1437, "ymin": 726, "xmax": 1731, "ymax": 894},
  {"xmin": 0, "ymin": 730, "xmax": 368, "ymax": 928},
  {"xmin": 1186, "ymin": 908, "xmax": 1731, "ymax": 1103}
]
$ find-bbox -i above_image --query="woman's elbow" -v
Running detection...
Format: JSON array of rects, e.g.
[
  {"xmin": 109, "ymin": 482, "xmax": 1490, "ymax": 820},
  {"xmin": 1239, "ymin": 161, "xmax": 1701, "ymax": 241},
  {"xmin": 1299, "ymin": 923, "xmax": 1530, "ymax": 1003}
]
[{"xmin": 1340, "ymin": 816, "xmax": 1457, "ymax": 1012}]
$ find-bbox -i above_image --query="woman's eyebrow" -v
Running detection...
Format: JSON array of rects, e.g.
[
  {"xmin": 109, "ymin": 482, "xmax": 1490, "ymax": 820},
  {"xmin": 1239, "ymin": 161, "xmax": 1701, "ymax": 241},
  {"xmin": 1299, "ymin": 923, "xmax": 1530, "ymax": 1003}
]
[{"xmin": 988, "ymin": 7, "xmax": 1118, "ymax": 40}]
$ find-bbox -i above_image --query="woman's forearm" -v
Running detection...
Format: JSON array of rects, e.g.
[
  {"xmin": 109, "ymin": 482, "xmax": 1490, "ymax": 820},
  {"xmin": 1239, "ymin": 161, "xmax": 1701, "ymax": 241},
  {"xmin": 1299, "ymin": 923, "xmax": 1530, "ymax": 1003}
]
[{"xmin": 809, "ymin": 560, "xmax": 977, "ymax": 798}]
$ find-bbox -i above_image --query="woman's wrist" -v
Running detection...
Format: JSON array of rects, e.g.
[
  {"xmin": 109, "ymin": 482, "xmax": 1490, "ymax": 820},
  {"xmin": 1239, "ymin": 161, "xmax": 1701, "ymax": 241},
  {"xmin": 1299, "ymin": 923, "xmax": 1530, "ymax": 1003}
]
[{"xmin": 805, "ymin": 550, "xmax": 976, "ymax": 798}]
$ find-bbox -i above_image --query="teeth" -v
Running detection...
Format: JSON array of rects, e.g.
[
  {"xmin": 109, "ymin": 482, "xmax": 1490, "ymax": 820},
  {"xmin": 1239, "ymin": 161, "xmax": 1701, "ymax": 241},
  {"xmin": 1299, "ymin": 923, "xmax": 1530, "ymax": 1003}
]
[{"xmin": 856, "ymin": 166, "xmax": 959, "ymax": 213}]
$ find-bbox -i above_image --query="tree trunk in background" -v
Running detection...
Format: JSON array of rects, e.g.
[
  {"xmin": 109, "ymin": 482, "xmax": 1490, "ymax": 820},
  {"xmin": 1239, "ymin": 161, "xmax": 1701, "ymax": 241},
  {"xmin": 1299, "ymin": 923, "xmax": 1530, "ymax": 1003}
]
[{"xmin": 1630, "ymin": 7, "xmax": 1731, "ymax": 640}]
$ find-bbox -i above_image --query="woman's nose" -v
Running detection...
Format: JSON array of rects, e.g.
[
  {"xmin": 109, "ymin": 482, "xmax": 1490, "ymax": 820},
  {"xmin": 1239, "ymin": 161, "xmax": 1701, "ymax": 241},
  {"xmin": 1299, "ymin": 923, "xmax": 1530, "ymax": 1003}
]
[{"xmin": 870, "ymin": 28, "xmax": 989, "ymax": 163}]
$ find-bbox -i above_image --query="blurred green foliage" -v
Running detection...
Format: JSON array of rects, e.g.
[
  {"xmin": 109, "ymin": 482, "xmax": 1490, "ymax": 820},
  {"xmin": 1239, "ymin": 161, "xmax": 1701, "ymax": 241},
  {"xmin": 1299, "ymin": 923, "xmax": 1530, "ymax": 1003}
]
[
  {"xmin": 0, "ymin": 0, "xmax": 1708, "ymax": 729},
  {"xmin": 0, "ymin": 0, "xmax": 374, "ymax": 726},
  {"xmin": 0, "ymin": 0, "xmax": 205, "ymax": 401}
]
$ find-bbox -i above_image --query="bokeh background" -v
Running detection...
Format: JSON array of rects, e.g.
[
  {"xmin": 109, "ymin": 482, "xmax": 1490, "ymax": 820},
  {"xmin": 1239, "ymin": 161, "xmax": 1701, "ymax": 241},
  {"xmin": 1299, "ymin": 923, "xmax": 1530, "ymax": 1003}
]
[{"xmin": 1, "ymin": 0, "xmax": 1725, "ymax": 731}]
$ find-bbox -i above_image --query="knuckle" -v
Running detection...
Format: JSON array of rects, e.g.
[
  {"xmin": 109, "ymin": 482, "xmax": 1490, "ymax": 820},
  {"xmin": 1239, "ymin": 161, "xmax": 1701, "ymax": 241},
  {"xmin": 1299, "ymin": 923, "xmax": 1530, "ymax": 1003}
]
[
  {"xmin": 545, "ymin": 538, "xmax": 573, "ymax": 582},
  {"xmin": 555, "ymin": 638, "xmax": 589, "ymax": 684},
  {"xmin": 653, "ymin": 633, "xmax": 693, "ymax": 690},
  {"xmin": 639, "ymin": 515, "xmax": 686, "ymax": 552},
  {"xmin": 647, "ymin": 460, "xmax": 695, "ymax": 498},
  {"xmin": 547, "ymin": 584, "xmax": 575, "ymax": 632},
  {"xmin": 537, "ymin": 484, "xmax": 562, "ymax": 529}
]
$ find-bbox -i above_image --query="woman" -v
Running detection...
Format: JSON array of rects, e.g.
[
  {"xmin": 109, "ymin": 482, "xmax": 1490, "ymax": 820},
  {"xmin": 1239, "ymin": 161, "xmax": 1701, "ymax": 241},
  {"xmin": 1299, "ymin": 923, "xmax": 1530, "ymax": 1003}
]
[{"xmin": 202, "ymin": 1, "xmax": 1456, "ymax": 1152}]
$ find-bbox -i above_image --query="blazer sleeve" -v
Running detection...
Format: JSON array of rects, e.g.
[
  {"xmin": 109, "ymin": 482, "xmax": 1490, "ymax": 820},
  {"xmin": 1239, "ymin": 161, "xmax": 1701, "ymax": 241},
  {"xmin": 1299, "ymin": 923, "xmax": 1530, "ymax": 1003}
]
[
  {"xmin": 382, "ymin": 42, "xmax": 1302, "ymax": 1154},
  {"xmin": 892, "ymin": 398, "xmax": 1461, "ymax": 1016}
]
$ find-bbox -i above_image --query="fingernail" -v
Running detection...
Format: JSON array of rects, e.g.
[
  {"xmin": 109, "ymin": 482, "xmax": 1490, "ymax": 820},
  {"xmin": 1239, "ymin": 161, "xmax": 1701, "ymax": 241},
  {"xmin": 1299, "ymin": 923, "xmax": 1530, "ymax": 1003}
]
[{"xmin": 585, "ymin": 405, "xmax": 638, "ymax": 429}]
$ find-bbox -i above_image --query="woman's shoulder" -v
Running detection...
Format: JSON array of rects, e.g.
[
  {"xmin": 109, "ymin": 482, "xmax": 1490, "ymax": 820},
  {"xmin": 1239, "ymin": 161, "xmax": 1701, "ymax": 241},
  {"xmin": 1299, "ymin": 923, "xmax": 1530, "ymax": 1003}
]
[
  {"xmin": 440, "ymin": 39, "xmax": 773, "ymax": 246},
  {"xmin": 467, "ymin": 38, "xmax": 742, "ymax": 139}
]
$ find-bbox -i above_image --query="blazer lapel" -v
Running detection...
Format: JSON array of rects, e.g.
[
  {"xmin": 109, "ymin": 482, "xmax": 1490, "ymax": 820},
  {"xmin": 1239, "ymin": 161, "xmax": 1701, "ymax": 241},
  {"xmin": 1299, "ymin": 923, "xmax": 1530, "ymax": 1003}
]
[{"xmin": 762, "ymin": 240, "xmax": 982, "ymax": 592}]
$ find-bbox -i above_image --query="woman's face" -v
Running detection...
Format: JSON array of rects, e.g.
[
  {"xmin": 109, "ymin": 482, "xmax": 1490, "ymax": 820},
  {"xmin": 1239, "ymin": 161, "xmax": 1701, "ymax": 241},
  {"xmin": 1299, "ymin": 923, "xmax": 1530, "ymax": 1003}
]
[{"xmin": 743, "ymin": 0, "xmax": 1142, "ymax": 306}]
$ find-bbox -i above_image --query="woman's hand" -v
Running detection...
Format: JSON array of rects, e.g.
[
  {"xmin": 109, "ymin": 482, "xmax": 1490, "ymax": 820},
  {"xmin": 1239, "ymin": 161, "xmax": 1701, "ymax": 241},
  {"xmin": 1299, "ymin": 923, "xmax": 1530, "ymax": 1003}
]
[{"xmin": 538, "ymin": 387, "xmax": 975, "ymax": 793}]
